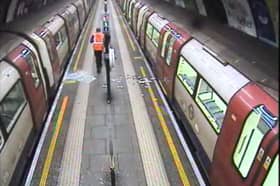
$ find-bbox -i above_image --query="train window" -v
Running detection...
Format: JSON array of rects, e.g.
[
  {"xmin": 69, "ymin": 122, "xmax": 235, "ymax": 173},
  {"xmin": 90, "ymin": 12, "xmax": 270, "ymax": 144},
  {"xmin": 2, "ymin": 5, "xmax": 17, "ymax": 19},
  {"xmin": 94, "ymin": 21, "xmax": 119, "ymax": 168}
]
[
  {"xmin": 23, "ymin": 49, "xmax": 41, "ymax": 88},
  {"xmin": 233, "ymin": 105, "xmax": 277, "ymax": 178},
  {"xmin": 146, "ymin": 22, "xmax": 153, "ymax": 39},
  {"xmin": 195, "ymin": 79, "xmax": 227, "ymax": 133},
  {"xmin": 263, "ymin": 155, "xmax": 278, "ymax": 186},
  {"xmin": 165, "ymin": 36, "xmax": 176, "ymax": 65},
  {"xmin": 151, "ymin": 29, "xmax": 160, "ymax": 47},
  {"xmin": 161, "ymin": 31, "xmax": 171, "ymax": 58},
  {"xmin": 44, "ymin": 35, "xmax": 54, "ymax": 63},
  {"xmin": 0, "ymin": 82, "xmax": 26, "ymax": 133},
  {"xmin": 176, "ymin": 56, "xmax": 197, "ymax": 95}
]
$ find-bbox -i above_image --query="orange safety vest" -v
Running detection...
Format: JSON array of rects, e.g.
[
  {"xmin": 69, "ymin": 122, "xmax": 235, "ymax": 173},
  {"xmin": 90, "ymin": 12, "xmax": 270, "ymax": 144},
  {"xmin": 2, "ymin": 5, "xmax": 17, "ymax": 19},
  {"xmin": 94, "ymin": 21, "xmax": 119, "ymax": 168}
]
[{"xmin": 92, "ymin": 32, "xmax": 104, "ymax": 51}]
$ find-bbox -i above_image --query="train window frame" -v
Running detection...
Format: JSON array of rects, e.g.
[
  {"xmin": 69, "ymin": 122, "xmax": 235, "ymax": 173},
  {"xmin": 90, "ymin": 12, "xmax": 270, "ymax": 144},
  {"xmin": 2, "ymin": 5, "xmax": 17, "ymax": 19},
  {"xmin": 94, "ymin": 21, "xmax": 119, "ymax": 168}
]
[
  {"xmin": 24, "ymin": 49, "xmax": 41, "ymax": 88},
  {"xmin": 165, "ymin": 36, "xmax": 176, "ymax": 65},
  {"xmin": 146, "ymin": 22, "xmax": 153, "ymax": 39},
  {"xmin": 233, "ymin": 105, "xmax": 277, "ymax": 178},
  {"xmin": 0, "ymin": 81, "xmax": 27, "ymax": 133},
  {"xmin": 262, "ymin": 155, "xmax": 278, "ymax": 186},
  {"xmin": 161, "ymin": 30, "xmax": 171, "ymax": 58},
  {"xmin": 176, "ymin": 56, "xmax": 198, "ymax": 95},
  {"xmin": 195, "ymin": 78, "xmax": 227, "ymax": 134},
  {"xmin": 151, "ymin": 28, "xmax": 160, "ymax": 47}
]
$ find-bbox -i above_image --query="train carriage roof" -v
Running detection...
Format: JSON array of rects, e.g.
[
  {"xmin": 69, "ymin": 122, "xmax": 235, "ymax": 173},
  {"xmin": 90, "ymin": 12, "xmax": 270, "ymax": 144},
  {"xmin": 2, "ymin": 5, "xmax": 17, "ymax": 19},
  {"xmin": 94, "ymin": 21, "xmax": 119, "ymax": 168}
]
[
  {"xmin": 0, "ymin": 0, "xmax": 76, "ymax": 34},
  {"xmin": 181, "ymin": 39, "xmax": 250, "ymax": 103},
  {"xmin": 148, "ymin": 13, "xmax": 169, "ymax": 31}
]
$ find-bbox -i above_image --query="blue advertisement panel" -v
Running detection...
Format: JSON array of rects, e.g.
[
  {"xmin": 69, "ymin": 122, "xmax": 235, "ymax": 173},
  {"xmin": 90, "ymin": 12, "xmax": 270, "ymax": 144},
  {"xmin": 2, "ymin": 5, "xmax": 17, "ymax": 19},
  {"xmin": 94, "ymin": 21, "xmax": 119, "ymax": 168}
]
[
  {"xmin": 221, "ymin": 0, "xmax": 257, "ymax": 37},
  {"xmin": 248, "ymin": 0, "xmax": 276, "ymax": 46}
]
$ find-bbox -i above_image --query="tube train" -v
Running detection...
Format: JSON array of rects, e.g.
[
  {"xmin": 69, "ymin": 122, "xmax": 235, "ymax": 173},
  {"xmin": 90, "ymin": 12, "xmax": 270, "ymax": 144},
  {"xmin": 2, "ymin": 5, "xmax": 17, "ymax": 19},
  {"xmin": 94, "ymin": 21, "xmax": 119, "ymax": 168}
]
[
  {"xmin": 116, "ymin": 0, "xmax": 278, "ymax": 185},
  {"xmin": 0, "ymin": 0, "xmax": 93, "ymax": 185}
]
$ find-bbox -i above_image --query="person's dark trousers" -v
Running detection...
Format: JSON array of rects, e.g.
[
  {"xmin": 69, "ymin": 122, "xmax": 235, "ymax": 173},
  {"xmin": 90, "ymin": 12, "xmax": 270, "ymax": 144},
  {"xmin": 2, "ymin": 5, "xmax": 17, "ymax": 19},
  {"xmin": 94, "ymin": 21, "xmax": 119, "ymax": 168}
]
[{"xmin": 94, "ymin": 50, "xmax": 102, "ymax": 73}]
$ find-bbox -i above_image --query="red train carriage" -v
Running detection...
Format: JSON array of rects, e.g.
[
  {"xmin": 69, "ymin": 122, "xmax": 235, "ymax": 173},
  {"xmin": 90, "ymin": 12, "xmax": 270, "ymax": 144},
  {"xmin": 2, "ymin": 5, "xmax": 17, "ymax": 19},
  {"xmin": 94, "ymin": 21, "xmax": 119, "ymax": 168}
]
[
  {"xmin": 0, "ymin": 33, "xmax": 48, "ymax": 185},
  {"xmin": 119, "ymin": 1, "xmax": 279, "ymax": 185},
  {"xmin": 0, "ymin": 0, "xmax": 91, "ymax": 185}
]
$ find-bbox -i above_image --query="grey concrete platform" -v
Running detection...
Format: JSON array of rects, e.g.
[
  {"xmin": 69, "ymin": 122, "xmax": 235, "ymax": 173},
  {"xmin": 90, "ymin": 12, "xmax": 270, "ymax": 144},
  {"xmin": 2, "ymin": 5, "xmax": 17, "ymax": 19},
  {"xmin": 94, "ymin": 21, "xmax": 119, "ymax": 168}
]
[{"xmin": 25, "ymin": 0, "xmax": 204, "ymax": 185}]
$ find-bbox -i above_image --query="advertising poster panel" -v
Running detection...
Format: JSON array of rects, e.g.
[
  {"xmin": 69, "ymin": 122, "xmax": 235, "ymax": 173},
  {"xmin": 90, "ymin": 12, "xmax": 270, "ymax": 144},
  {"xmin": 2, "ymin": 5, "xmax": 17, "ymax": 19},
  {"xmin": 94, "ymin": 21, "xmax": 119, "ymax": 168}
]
[
  {"xmin": 249, "ymin": 0, "xmax": 278, "ymax": 46},
  {"xmin": 221, "ymin": 0, "xmax": 257, "ymax": 37}
]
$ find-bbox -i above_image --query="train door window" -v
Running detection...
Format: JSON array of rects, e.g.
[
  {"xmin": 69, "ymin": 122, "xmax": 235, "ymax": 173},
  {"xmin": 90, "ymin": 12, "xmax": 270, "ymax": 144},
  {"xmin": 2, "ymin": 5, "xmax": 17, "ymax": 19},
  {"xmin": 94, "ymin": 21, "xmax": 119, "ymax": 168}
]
[
  {"xmin": 22, "ymin": 49, "xmax": 41, "ymax": 88},
  {"xmin": 165, "ymin": 36, "xmax": 176, "ymax": 65},
  {"xmin": 146, "ymin": 22, "xmax": 153, "ymax": 39},
  {"xmin": 0, "ymin": 129, "xmax": 4, "ymax": 151},
  {"xmin": 263, "ymin": 155, "xmax": 278, "ymax": 186},
  {"xmin": 233, "ymin": 105, "xmax": 277, "ymax": 178},
  {"xmin": 161, "ymin": 31, "xmax": 171, "ymax": 57},
  {"xmin": 43, "ymin": 34, "xmax": 55, "ymax": 63},
  {"xmin": 176, "ymin": 56, "xmax": 197, "ymax": 95},
  {"xmin": 151, "ymin": 28, "xmax": 160, "ymax": 47},
  {"xmin": 0, "ymin": 82, "xmax": 26, "ymax": 133},
  {"xmin": 54, "ymin": 27, "xmax": 67, "ymax": 48},
  {"xmin": 195, "ymin": 79, "xmax": 227, "ymax": 133}
]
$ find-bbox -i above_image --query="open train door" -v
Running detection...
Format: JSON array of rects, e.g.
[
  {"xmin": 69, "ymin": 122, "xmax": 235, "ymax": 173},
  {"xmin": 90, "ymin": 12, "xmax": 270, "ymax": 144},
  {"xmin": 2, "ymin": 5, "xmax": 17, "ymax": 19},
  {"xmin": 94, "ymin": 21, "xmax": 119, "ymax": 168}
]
[{"xmin": 210, "ymin": 83, "xmax": 278, "ymax": 186}]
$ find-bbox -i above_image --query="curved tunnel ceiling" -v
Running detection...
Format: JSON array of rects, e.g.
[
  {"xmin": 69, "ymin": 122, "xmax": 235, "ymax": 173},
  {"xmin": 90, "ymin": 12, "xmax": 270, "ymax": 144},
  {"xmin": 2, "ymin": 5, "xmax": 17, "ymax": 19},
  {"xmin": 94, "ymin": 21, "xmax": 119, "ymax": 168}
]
[{"xmin": 0, "ymin": 0, "xmax": 278, "ymax": 47}]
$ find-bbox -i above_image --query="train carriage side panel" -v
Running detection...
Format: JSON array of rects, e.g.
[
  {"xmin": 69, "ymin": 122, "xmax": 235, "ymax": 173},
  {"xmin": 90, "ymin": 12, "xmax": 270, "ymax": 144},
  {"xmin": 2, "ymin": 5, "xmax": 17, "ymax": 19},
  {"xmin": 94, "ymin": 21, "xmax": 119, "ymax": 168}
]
[
  {"xmin": 124, "ymin": 0, "xmax": 132, "ymax": 18},
  {"xmin": 72, "ymin": 0, "xmax": 86, "ymax": 29},
  {"xmin": 123, "ymin": 0, "xmax": 129, "ymax": 12},
  {"xmin": 139, "ymin": 9, "xmax": 154, "ymax": 49},
  {"xmin": 132, "ymin": 2, "xmax": 144, "ymax": 34},
  {"xmin": 127, "ymin": 0, "xmax": 136, "ymax": 24},
  {"xmin": 82, "ymin": 0, "xmax": 90, "ymax": 14},
  {"xmin": 174, "ymin": 39, "xmax": 249, "ymax": 162},
  {"xmin": 44, "ymin": 16, "xmax": 69, "ymax": 69},
  {"xmin": 6, "ymin": 43, "xmax": 48, "ymax": 128},
  {"xmin": 0, "ymin": 62, "xmax": 34, "ymax": 186},
  {"xmin": 210, "ymin": 83, "xmax": 278, "ymax": 186},
  {"xmin": 29, "ymin": 32, "xmax": 55, "ymax": 90},
  {"xmin": 35, "ymin": 27, "xmax": 61, "ymax": 87},
  {"xmin": 59, "ymin": 5, "xmax": 80, "ymax": 50},
  {"xmin": 144, "ymin": 13, "xmax": 169, "ymax": 64},
  {"xmin": 156, "ymin": 23, "xmax": 191, "ymax": 99},
  {"xmin": 136, "ymin": 5, "xmax": 149, "ymax": 39}
]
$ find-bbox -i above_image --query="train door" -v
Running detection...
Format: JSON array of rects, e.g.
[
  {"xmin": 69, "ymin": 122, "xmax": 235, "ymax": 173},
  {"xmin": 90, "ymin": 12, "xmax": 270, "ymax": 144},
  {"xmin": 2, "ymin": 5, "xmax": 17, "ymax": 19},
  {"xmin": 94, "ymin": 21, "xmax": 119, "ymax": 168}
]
[
  {"xmin": 0, "ymin": 62, "xmax": 34, "ymax": 185},
  {"xmin": 7, "ymin": 44, "xmax": 47, "ymax": 128},
  {"xmin": 157, "ymin": 29, "xmax": 176, "ymax": 95}
]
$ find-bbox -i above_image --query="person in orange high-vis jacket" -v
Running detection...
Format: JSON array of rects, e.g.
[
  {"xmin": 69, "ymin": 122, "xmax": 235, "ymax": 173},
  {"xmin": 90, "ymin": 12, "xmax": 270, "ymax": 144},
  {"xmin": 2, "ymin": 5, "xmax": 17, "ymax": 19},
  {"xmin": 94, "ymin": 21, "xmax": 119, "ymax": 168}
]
[{"xmin": 90, "ymin": 28, "xmax": 105, "ymax": 74}]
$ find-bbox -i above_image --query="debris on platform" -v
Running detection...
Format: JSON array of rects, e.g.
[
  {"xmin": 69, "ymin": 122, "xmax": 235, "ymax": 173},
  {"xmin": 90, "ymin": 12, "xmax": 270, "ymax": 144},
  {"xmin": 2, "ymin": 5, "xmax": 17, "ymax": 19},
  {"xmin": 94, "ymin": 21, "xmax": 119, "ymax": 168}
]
[{"xmin": 65, "ymin": 70, "xmax": 96, "ymax": 83}]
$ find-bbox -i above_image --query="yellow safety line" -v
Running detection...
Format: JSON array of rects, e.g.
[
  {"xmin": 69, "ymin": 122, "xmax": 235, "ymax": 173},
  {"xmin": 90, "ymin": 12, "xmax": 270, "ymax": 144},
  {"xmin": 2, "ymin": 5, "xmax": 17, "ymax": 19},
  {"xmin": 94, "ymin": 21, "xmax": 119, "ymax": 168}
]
[
  {"xmin": 39, "ymin": 96, "xmax": 69, "ymax": 186},
  {"xmin": 140, "ymin": 67, "xmax": 191, "ymax": 186},
  {"xmin": 119, "ymin": 16, "xmax": 136, "ymax": 51}
]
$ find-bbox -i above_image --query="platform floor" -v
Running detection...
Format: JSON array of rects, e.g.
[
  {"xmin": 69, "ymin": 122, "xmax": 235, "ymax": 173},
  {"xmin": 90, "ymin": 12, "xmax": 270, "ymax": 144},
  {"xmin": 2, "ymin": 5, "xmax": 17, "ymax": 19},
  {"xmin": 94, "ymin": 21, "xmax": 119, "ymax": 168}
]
[{"xmin": 25, "ymin": 0, "xmax": 203, "ymax": 185}]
